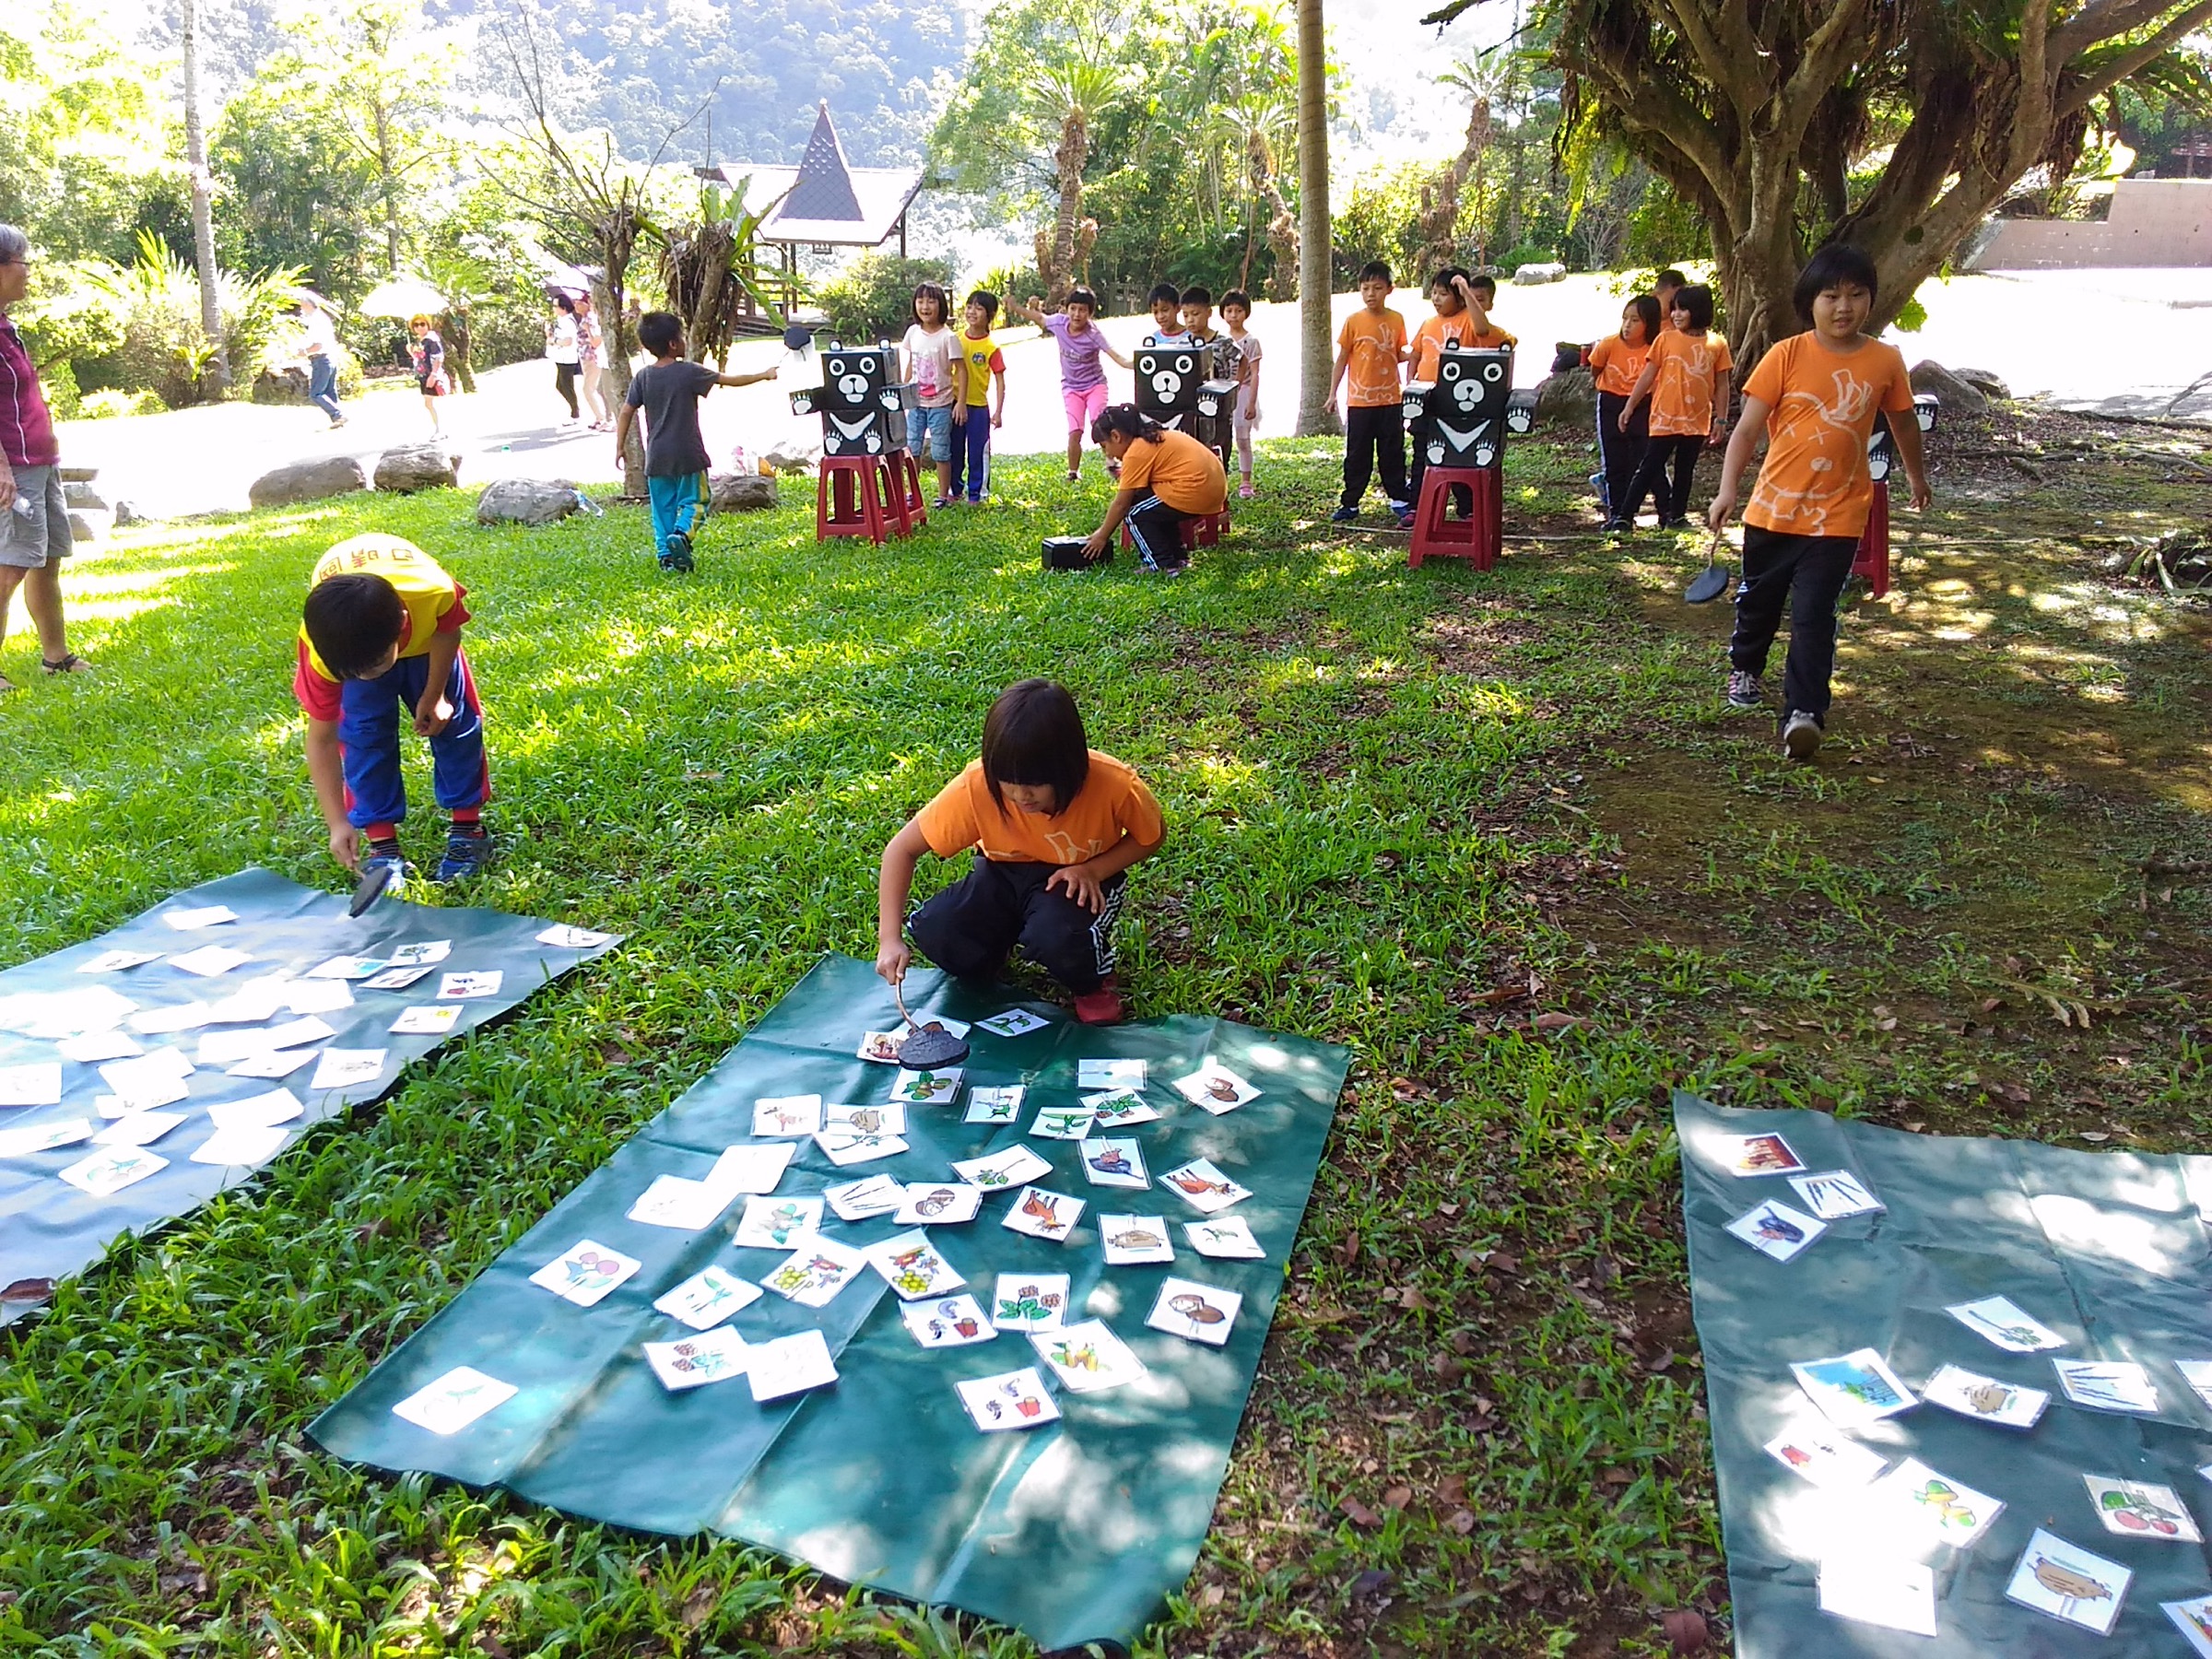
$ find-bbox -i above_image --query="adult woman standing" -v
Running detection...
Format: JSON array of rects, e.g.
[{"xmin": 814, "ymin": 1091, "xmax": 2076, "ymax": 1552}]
[
  {"xmin": 407, "ymin": 314, "xmax": 449, "ymax": 437},
  {"xmin": 545, "ymin": 295, "xmax": 582, "ymax": 423},
  {"xmin": 572, "ymin": 291, "xmax": 612, "ymax": 431}
]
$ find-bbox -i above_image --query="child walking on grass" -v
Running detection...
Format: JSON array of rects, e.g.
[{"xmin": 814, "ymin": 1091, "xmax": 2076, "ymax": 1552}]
[
  {"xmin": 297, "ymin": 534, "xmax": 489, "ymax": 886},
  {"xmin": 951, "ymin": 289, "xmax": 1006, "ymax": 504},
  {"xmin": 902, "ymin": 283, "xmax": 961, "ymax": 509},
  {"xmin": 1616, "ymin": 283, "xmax": 1732, "ymax": 530},
  {"xmin": 1590, "ymin": 294, "xmax": 1661, "ymax": 524},
  {"xmin": 1706, "ymin": 243, "xmax": 1929, "ymax": 763},
  {"xmin": 1006, "ymin": 288, "xmax": 1134, "ymax": 482},
  {"xmin": 877, "ymin": 678, "xmax": 1164, "ymax": 1027},
  {"xmin": 615, "ymin": 311, "xmax": 778, "ymax": 573},
  {"xmin": 1220, "ymin": 289, "xmax": 1263, "ymax": 498}
]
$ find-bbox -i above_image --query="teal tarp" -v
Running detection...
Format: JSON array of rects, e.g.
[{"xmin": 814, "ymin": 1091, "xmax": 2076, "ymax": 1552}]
[
  {"xmin": 0, "ymin": 868, "xmax": 618, "ymax": 1321},
  {"xmin": 1677, "ymin": 1091, "xmax": 2212, "ymax": 1654},
  {"xmin": 311, "ymin": 954, "xmax": 1351, "ymax": 1652}
]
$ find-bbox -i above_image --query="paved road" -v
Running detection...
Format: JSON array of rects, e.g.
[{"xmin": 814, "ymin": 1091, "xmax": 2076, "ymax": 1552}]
[{"xmin": 55, "ymin": 268, "xmax": 2211, "ymax": 521}]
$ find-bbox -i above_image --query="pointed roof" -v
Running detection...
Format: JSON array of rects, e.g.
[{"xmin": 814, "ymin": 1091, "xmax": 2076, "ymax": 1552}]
[{"xmin": 780, "ymin": 102, "xmax": 865, "ymax": 224}]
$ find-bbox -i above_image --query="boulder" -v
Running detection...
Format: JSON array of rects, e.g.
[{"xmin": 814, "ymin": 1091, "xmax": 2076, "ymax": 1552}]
[
  {"xmin": 760, "ymin": 439, "xmax": 819, "ymax": 476},
  {"xmin": 373, "ymin": 443, "xmax": 462, "ymax": 493},
  {"xmin": 248, "ymin": 455, "xmax": 370, "ymax": 509},
  {"xmin": 1908, "ymin": 360, "xmax": 1988, "ymax": 415},
  {"xmin": 1953, "ymin": 366, "xmax": 2012, "ymax": 401},
  {"xmin": 1533, "ymin": 366, "xmax": 1596, "ymax": 429},
  {"xmin": 253, "ymin": 366, "xmax": 312, "ymax": 406},
  {"xmin": 476, "ymin": 477, "xmax": 582, "ymax": 527},
  {"xmin": 1512, "ymin": 262, "xmax": 1569, "ymax": 285},
  {"xmin": 66, "ymin": 512, "xmax": 103, "ymax": 542},
  {"xmin": 112, "ymin": 500, "xmax": 145, "ymax": 527},
  {"xmin": 64, "ymin": 481, "xmax": 109, "ymax": 511},
  {"xmin": 709, "ymin": 471, "xmax": 778, "ymax": 512}
]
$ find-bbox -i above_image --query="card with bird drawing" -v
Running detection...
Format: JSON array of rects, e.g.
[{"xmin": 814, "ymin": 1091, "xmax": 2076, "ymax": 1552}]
[
  {"xmin": 1184, "ymin": 1216, "xmax": 1266, "ymax": 1260},
  {"xmin": 1161, "ymin": 1158, "xmax": 1253, "ymax": 1215},
  {"xmin": 528, "ymin": 1239, "xmax": 643, "ymax": 1308},
  {"xmin": 1079, "ymin": 1136, "xmax": 1149, "ymax": 1190},
  {"xmin": 2084, "ymin": 1477, "xmax": 2203, "ymax": 1543},
  {"xmin": 2006, "ymin": 1529, "xmax": 2129, "ymax": 1635},
  {"xmin": 1003, "ymin": 1185, "xmax": 1085, "ymax": 1242},
  {"xmin": 750, "ymin": 1094, "xmax": 824, "ymax": 1137},
  {"xmin": 1724, "ymin": 1198, "xmax": 1826, "ymax": 1263},
  {"xmin": 1922, "ymin": 1363, "xmax": 2049, "ymax": 1429},
  {"xmin": 1100, "ymin": 1214, "xmax": 1177, "ymax": 1265},
  {"xmin": 1147, "ymin": 1277, "xmax": 1241, "ymax": 1346},
  {"xmin": 957, "ymin": 1366, "xmax": 1060, "ymax": 1430},
  {"xmin": 991, "ymin": 1271, "xmax": 1070, "ymax": 1333}
]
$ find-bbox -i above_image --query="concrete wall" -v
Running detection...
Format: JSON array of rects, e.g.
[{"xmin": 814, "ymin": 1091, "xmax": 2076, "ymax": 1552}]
[{"xmin": 1963, "ymin": 179, "xmax": 2212, "ymax": 270}]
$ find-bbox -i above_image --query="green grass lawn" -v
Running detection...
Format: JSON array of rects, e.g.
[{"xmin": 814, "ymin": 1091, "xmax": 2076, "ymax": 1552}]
[{"xmin": 1, "ymin": 421, "xmax": 2206, "ymax": 1657}]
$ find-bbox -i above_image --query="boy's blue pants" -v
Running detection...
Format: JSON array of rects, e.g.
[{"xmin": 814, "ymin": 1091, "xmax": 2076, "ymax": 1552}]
[
  {"xmin": 950, "ymin": 412, "xmax": 991, "ymax": 500},
  {"xmin": 338, "ymin": 649, "xmax": 488, "ymax": 831},
  {"xmin": 647, "ymin": 472, "xmax": 707, "ymax": 556}
]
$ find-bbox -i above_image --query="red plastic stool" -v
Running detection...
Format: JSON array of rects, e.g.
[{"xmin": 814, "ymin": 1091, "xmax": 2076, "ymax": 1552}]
[
  {"xmin": 1852, "ymin": 482, "xmax": 1891, "ymax": 598},
  {"xmin": 886, "ymin": 450, "xmax": 928, "ymax": 535},
  {"xmin": 817, "ymin": 455, "xmax": 897, "ymax": 544},
  {"xmin": 1407, "ymin": 467, "xmax": 1500, "ymax": 570}
]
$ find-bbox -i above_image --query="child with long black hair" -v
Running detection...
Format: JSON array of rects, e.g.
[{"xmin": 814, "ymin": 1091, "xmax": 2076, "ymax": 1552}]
[
  {"xmin": 877, "ymin": 679, "xmax": 1165, "ymax": 1025},
  {"xmin": 1593, "ymin": 293, "xmax": 1662, "ymax": 528},
  {"xmin": 1707, "ymin": 243, "xmax": 1929, "ymax": 761},
  {"xmin": 1077, "ymin": 404, "xmax": 1228, "ymax": 573},
  {"xmin": 901, "ymin": 283, "xmax": 961, "ymax": 507},
  {"xmin": 1617, "ymin": 283, "xmax": 1732, "ymax": 528}
]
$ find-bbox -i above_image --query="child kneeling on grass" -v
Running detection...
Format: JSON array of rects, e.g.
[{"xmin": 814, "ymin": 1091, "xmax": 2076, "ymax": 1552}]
[
  {"xmin": 298, "ymin": 534, "xmax": 489, "ymax": 884},
  {"xmin": 1078, "ymin": 404, "xmax": 1228, "ymax": 574},
  {"xmin": 1706, "ymin": 243, "xmax": 1930, "ymax": 763},
  {"xmin": 877, "ymin": 679, "xmax": 1163, "ymax": 1026}
]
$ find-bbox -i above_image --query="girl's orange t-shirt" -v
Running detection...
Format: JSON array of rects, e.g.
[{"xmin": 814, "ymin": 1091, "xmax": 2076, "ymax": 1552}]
[
  {"xmin": 1588, "ymin": 334, "xmax": 1652, "ymax": 398},
  {"xmin": 915, "ymin": 752, "xmax": 1163, "ymax": 866},
  {"xmin": 1646, "ymin": 330, "xmax": 1734, "ymax": 436},
  {"xmin": 1742, "ymin": 332, "xmax": 1914, "ymax": 539}
]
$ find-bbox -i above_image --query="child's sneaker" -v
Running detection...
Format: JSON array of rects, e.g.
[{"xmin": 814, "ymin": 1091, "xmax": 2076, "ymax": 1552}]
[
  {"xmin": 435, "ymin": 826, "xmax": 492, "ymax": 883},
  {"xmin": 1603, "ymin": 517, "xmax": 1634, "ymax": 535},
  {"xmin": 1782, "ymin": 711, "xmax": 1823, "ymax": 761},
  {"xmin": 1073, "ymin": 977, "xmax": 1124, "ymax": 1026},
  {"xmin": 1726, "ymin": 670, "xmax": 1763, "ymax": 711},
  {"xmin": 1658, "ymin": 515, "xmax": 1693, "ymax": 531},
  {"xmin": 1329, "ymin": 505, "xmax": 1359, "ymax": 523},
  {"xmin": 660, "ymin": 531, "xmax": 695, "ymax": 574},
  {"xmin": 1238, "ymin": 482, "xmax": 1256, "ymax": 500}
]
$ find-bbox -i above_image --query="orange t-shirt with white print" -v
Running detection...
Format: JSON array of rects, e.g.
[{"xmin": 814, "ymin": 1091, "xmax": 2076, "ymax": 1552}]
[
  {"xmin": 1337, "ymin": 309, "xmax": 1408, "ymax": 407},
  {"xmin": 915, "ymin": 751, "xmax": 1163, "ymax": 866},
  {"xmin": 1741, "ymin": 332, "xmax": 1914, "ymax": 539},
  {"xmin": 1587, "ymin": 334, "xmax": 1652, "ymax": 397},
  {"xmin": 1646, "ymin": 330, "xmax": 1733, "ymax": 436},
  {"xmin": 1410, "ymin": 315, "xmax": 1518, "ymax": 382}
]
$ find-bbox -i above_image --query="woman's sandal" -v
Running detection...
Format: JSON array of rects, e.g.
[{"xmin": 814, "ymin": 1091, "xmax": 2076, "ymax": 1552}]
[
  {"xmin": 0, "ymin": 673, "xmax": 18, "ymax": 695},
  {"xmin": 41, "ymin": 653, "xmax": 92, "ymax": 675}
]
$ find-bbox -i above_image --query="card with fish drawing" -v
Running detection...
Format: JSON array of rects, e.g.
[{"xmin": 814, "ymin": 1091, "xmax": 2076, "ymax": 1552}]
[
  {"xmin": 1724, "ymin": 1198, "xmax": 1827, "ymax": 1263},
  {"xmin": 1922, "ymin": 1363, "xmax": 2049, "ymax": 1429},
  {"xmin": 1146, "ymin": 1277, "xmax": 1241, "ymax": 1346},
  {"xmin": 1002, "ymin": 1185, "xmax": 1085, "ymax": 1242},
  {"xmin": 2005, "ymin": 1528, "xmax": 2130, "ymax": 1635},
  {"xmin": 1100, "ymin": 1214, "xmax": 1177, "ymax": 1265}
]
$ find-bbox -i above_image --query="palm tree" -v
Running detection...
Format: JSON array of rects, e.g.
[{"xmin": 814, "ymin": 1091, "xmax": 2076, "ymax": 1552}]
[
  {"xmin": 1294, "ymin": 0, "xmax": 1335, "ymax": 434},
  {"xmin": 1021, "ymin": 45, "xmax": 1132, "ymax": 301}
]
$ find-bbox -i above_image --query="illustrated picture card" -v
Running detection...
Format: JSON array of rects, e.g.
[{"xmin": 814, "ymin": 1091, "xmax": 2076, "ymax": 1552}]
[
  {"xmin": 957, "ymin": 1367, "xmax": 1059, "ymax": 1430},
  {"xmin": 745, "ymin": 1329, "xmax": 841, "ymax": 1402},
  {"xmin": 0, "ymin": 1062, "xmax": 65, "ymax": 1108},
  {"xmin": 894, "ymin": 1182, "xmax": 984, "ymax": 1225},
  {"xmin": 1173, "ymin": 1061, "xmax": 1259, "ymax": 1112},
  {"xmin": 760, "ymin": 1238, "xmax": 869, "ymax": 1308},
  {"xmin": 1002, "ymin": 1186, "xmax": 1084, "ymax": 1242},
  {"xmin": 1031, "ymin": 1319, "xmax": 1146, "ymax": 1394},
  {"xmin": 903, "ymin": 1293, "xmax": 995, "ymax": 1348},
  {"xmin": 535, "ymin": 924, "xmax": 615, "ymax": 949},
  {"xmin": 1087, "ymin": 1088, "xmax": 1160, "ymax": 1128},
  {"xmin": 855, "ymin": 1030, "xmax": 905, "ymax": 1065},
  {"xmin": 865, "ymin": 1229, "xmax": 966, "ymax": 1300},
  {"xmin": 975, "ymin": 1008, "xmax": 1049, "ymax": 1039},
  {"xmin": 361, "ymin": 965, "xmax": 435, "ymax": 992},
  {"xmin": 888, "ymin": 1067, "xmax": 962, "ymax": 1106},
  {"xmin": 1817, "ymin": 1554, "xmax": 1936, "ymax": 1638},
  {"xmin": 1077, "ymin": 1058, "xmax": 1146, "ymax": 1092},
  {"xmin": 825, "ymin": 1173, "xmax": 906, "ymax": 1221},
  {"xmin": 1872, "ymin": 1457, "xmax": 2005, "ymax": 1550},
  {"xmin": 2163, "ymin": 1594, "xmax": 2212, "ymax": 1656},
  {"xmin": 1078, "ymin": 1136, "xmax": 1149, "ymax": 1190},
  {"xmin": 1100, "ymin": 1214, "xmax": 1177, "ymax": 1265},
  {"xmin": 1147, "ymin": 1277, "xmax": 1241, "ymax": 1346},
  {"xmin": 528, "ymin": 1239, "xmax": 642, "ymax": 1308},
  {"xmin": 642, "ymin": 1325, "xmax": 749, "ymax": 1391},
  {"xmin": 437, "ymin": 971, "xmax": 503, "ymax": 1001},
  {"xmin": 2177, "ymin": 1359, "xmax": 2212, "ymax": 1412},
  {"xmin": 814, "ymin": 1129, "xmax": 909, "ymax": 1167},
  {"xmin": 991, "ymin": 1272, "xmax": 1069, "ymax": 1333},
  {"xmin": 963, "ymin": 1086, "xmax": 1024, "ymax": 1124},
  {"xmin": 1161, "ymin": 1158, "xmax": 1253, "ymax": 1215},
  {"xmin": 1947, "ymin": 1295, "xmax": 2065, "ymax": 1353},
  {"xmin": 385, "ymin": 940, "xmax": 453, "ymax": 967},
  {"xmin": 952, "ymin": 1145, "xmax": 1053, "ymax": 1191},
  {"xmin": 702, "ymin": 1143, "xmax": 794, "ymax": 1196},
  {"xmin": 2005, "ymin": 1528, "xmax": 2129, "ymax": 1635},
  {"xmin": 733, "ymin": 1195, "xmax": 824, "ymax": 1251},
  {"xmin": 1715, "ymin": 1132, "xmax": 1804, "ymax": 1176},
  {"xmin": 2053, "ymin": 1359, "xmax": 2159, "ymax": 1414},
  {"xmin": 1788, "ymin": 1169, "xmax": 1885, "ymax": 1219},
  {"xmin": 1763, "ymin": 1425, "xmax": 1888, "ymax": 1490},
  {"xmin": 627, "ymin": 1174, "xmax": 731, "ymax": 1231},
  {"xmin": 1030, "ymin": 1106, "xmax": 1095, "ymax": 1142},
  {"xmin": 1791, "ymin": 1348, "xmax": 1919, "ymax": 1429},
  {"xmin": 824, "ymin": 1101, "xmax": 905, "ymax": 1136},
  {"xmin": 1184, "ymin": 1217, "xmax": 1266, "ymax": 1260},
  {"xmin": 2083, "ymin": 1477, "xmax": 2202, "ymax": 1542},
  {"xmin": 161, "ymin": 904, "xmax": 239, "ymax": 930},
  {"xmin": 1922, "ymin": 1363, "xmax": 2049, "ymax": 1429},
  {"xmin": 0, "ymin": 1117, "xmax": 96, "ymax": 1159},
  {"xmin": 309, "ymin": 1049, "xmax": 387, "ymax": 1091},
  {"xmin": 391, "ymin": 1366, "xmax": 515, "ymax": 1435},
  {"xmin": 653, "ymin": 1265, "xmax": 761, "ymax": 1330},
  {"xmin": 390, "ymin": 1005, "xmax": 462, "ymax": 1036},
  {"xmin": 1724, "ymin": 1198, "xmax": 1826, "ymax": 1263},
  {"xmin": 750, "ymin": 1094, "xmax": 823, "ymax": 1137},
  {"xmin": 59, "ymin": 1146, "xmax": 169, "ymax": 1196},
  {"xmin": 170, "ymin": 946, "xmax": 253, "ymax": 978}
]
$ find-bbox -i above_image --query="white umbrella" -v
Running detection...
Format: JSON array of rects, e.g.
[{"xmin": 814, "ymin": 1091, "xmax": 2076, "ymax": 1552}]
[{"xmin": 359, "ymin": 276, "xmax": 451, "ymax": 319}]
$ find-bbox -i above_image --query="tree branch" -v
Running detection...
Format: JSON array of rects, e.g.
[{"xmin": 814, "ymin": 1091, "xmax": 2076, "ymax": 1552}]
[
  {"xmin": 1775, "ymin": 0, "xmax": 1877, "ymax": 154},
  {"xmin": 1648, "ymin": 0, "xmax": 1766, "ymax": 114},
  {"xmin": 2052, "ymin": 0, "xmax": 2211, "ymax": 61},
  {"xmin": 2057, "ymin": 1, "xmax": 2212, "ymax": 116}
]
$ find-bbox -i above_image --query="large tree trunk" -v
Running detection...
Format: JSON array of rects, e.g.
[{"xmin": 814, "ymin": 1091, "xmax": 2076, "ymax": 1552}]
[
  {"xmin": 373, "ymin": 100, "xmax": 405, "ymax": 276},
  {"xmin": 595, "ymin": 240, "xmax": 647, "ymax": 498},
  {"xmin": 181, "ymin": 0, "xmax": 228, "ymax": 395},
  {"xmin": 1044, "ymin": 112, "xmax": 1089, "ymax": 305},
  {"xmin": 1293, "ymin": 0, "xmax": 1336, "ymax": 436}
]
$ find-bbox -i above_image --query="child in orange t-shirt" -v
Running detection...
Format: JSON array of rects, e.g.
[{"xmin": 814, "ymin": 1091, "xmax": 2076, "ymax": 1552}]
[
  {"xmin": 1592, "ymin": 293, "xmax": 1661, "ymax": 527},
  {"xmin": 1707, "ymin": 243, "xmax": 1930, "ymax": 761},
  {"xmin": 1618, "ymin": 284, "xmax": 1733, "ymax": 529},
  {"xmin": 1406, "ymin": 268, "xmax": 1517, "ymax": 512},
  {"xmin": 1328, "ymin": 261, "xmax": 1410, "ymax": 522},
  {"xmin": 877, "ymin": 678, "xmax": 1166, "ymax": 1025}
]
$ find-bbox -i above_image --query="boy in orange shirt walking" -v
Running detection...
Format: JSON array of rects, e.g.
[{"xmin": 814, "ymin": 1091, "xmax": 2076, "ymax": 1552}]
[
  {"xmin": 1618, "ymin": 284, "xmax": 1732, "ymax": 529},
  {"xmin": 1707, "ymin": 244, "xmax": 1930, "ymax": 761},
  {"xmin": 1328, "ymin": 261, "xmax": 1410, "ymax": 524}
]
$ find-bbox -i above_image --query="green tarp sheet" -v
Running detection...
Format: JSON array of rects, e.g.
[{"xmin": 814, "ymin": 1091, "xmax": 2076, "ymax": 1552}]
[
  {"xmin": 1677, "ymin": 1090, "xmax": 2212, "ymax": 1655},
  {"xmin": 0, "ymin": 868, "xmax": 618, "ymax": 1323},
  {"xmin": 311, "ymin": 954, "xmax": 1350, "ymax": 1652}
]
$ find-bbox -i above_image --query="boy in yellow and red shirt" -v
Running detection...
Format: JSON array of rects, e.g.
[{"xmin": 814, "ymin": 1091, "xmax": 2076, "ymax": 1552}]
[
  {"xmin": 951, "ymin": 288, "xmax": 1006, "ymax": 503},
  {"xmin": 1618, "ymin": 283, "xmax": 1733, "ymax": 529},
  {"xmin": 295, "ymin": 534, "xmax": 490, "ymax": 883},
  {"xmin": 1328, "ymin": 261, "xmax": 1410, "ymax": 523},
  {"xmin": 1708, "ymin": 244, "xmax": 1929, "ymax": 762}
]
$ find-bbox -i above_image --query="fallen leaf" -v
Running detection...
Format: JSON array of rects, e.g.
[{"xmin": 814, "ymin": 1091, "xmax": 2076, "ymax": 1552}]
[
  {"xmin": 1430, "ymin": 1353, "xmax": 1465, "ymax": 1384},
  {"xmin": 1340, "ymin": 1497, "xmax": 1381, "ymax": 1528},
  {"xmin": 681, "ymin": 1584, "xmax": 717, "ymax": 1627},
  {"xmin": 1646, "ymin": 1349, "xmax": 1677, "ymax": 1373},
  {"xmin": 1661, "ymin": 1608, "xmax": 1710, "ymax": 1653},
  {"xmin": 1602, "ymin": 1466, "xmax": 1633, "ymax": 1486},
  {"xmin": 1981, "ymin": 996, "xmax": 2004, "ymax": 1013},
  {"xmin": 1337, "ymin": 1230, "xmax": 1360, "ymax": 1267},
  {"xmin": 1382, "ymin": 1484, "xmax": 1413, "ymax": 1510},
  {"xmin": 1531, "ymin": 1012, "xmax": 1583, "ymax": 1031},
  {"xmin": 1437, "ymin": 1473, "xmax": 1468, "ymax": 1506},
  {"xmin": 1, "ymin": 1278, "xmax": 56, "ymax": 1302},
  {"xmin": 353, "ymin": 1218, "xmax": 390, "ymax": 1242},
  {"xmin": 1348, "ymin": 1568, "xmax": 1394, "ymax": 1600},
  {"xmin": 1488, "ymin": 1252, "xmax": 1521, "ymax": 1275},
  {"xmin": 1446, "ymin": 1508, "xmax": 1476, "ymax": 1535},
  {"xmin": 1196, "ymin": 1583, "xmax": 1226, "ymax": 1608},
  {"xmin": 1448, "ymin": 1328, "xmax": 1477, "ymax": 1355}
]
